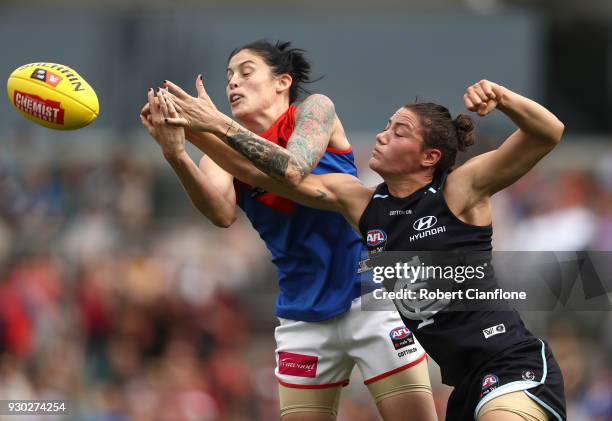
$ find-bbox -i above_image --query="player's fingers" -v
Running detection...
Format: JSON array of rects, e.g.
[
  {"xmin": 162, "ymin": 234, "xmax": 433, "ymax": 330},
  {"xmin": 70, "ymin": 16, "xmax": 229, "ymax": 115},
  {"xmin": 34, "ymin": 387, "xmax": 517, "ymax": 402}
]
[
  {"xmin": 195, "ymin": 74, "xmax": 210, "ymax": 99},
  {"xmin": 147, "ymin": 88, "xmax": 160, "ymax": 118},
  {"xmin": 164, "ymin": 116, "xmax": 189, "ymax": 127},
  {"xmin": 472, "ymin": 83, "xmax": 489, "ymax": 102},
  {"xmin": 482, "ymin": 99, "xmax": 498, "ymax": 115},
  {"xmin": 161, "ymin": 89, "xmax": 178, "ymax": 105},
  {"xmin": 160, "ymin": 87, "xmax": 179, "ymax": 101},
  {"xmin": 140, "ymin": 102, "xmax": 151, "ymax": 117},
  {"xmin": 478, "ymin": 80, "xmax": 496, "ymax": 100},
  {"xmin": 165, "ymin": 95, "xmax": 180, "ymax": 118},
  {"xmin": 157, "ymin": 88, "xmax": 170, "ymax": 117},
  {"xmin": 161, "ymin": 91, "xmax": 186, "ymax": 116},
  {"xmin": 173, "ymin": 99, "xmax": 187, "ymax": 114},
  {"xmin": 140, "ymin": 114, "xmax": 155, "ymax": 132},
  {"xmin": 476, "ymin": 102, "xmax": 487, "ymax": 116},
  {"xmin": 464, "ymin": 93, "xmax": 476, "ymax": 111},
  {"xmin": 163, "ymin": 80, "xmax": 190, "ymax": 100},
  {"xmin": 466, "ymin": 86, "xmax": 482, "ymax": 108},
  {"xmin": 491, "ymin": 84, "xmax": 505, "ymax": 101},
  {"xmin": 155, "ymin": 87, "xmax": 175, "ymax": 119}
]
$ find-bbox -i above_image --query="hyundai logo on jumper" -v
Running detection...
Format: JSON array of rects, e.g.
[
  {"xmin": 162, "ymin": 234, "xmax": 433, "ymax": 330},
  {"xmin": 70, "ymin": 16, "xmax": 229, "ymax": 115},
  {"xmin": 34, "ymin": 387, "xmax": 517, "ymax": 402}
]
[
  {"xmin": 413, "ymin": 216, "xmax": 437, "ymax": 231},
  {"xmin": 410, "ymin": 216, "xmax": 446, "ymax": 242}
]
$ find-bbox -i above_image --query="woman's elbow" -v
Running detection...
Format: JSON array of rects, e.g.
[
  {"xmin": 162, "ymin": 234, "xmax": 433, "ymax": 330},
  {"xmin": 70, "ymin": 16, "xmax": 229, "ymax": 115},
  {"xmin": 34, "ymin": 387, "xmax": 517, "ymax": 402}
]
[
  {"xmin": 211, "ymin": 214, "xmax": 236, "ymax": 228},
  {"xmin": 196, "ymin": 205, "xmax": 236, "ymax": 228},
  {"xmin": 552, "ymin": 119, "xmax": 565, "ymax": 144},
  {"xmin": 541, "ymin": 119, "xmax": 565, "ymax": 149}
]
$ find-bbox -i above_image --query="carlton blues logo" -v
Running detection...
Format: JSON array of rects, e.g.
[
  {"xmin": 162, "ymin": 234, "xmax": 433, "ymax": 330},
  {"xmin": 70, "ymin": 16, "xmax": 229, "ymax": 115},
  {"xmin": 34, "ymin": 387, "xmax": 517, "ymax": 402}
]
[
  {"xmin": 389, "ymin": 326, "xmax": 414, "ymax": 350},
  {"xmin": 366, "ymin": 229, "xmax": 387, "ymax": 247},
  {"xmin": 522, "ymin": 370, "xmax": 536, "ymax": 381}
]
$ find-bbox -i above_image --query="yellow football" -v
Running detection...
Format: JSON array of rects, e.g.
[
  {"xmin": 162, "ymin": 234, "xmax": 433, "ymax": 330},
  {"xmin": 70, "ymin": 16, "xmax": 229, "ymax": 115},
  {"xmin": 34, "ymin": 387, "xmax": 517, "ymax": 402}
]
[{"xmin": 7, "ymin": 62, "xmax": 99, "ymax": 130}]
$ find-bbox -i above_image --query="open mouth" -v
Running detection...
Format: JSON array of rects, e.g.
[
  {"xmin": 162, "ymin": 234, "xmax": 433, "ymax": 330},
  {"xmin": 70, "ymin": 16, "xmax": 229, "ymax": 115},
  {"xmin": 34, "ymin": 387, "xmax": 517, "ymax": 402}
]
[{"xmin": 229, "ymin": 94, "xmax": 243, "ymax": 105}]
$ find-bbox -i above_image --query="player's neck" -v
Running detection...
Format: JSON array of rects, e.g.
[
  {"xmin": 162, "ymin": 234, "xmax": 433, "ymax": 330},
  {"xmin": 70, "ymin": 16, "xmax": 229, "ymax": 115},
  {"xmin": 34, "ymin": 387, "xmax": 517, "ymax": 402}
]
[
  {"xmin": 385, "ymin": 172, "xmax": 435, "ymax": 198},
  {"xmin": 239, "ymin": 101, "xmax": 290, "ymax": 134}
]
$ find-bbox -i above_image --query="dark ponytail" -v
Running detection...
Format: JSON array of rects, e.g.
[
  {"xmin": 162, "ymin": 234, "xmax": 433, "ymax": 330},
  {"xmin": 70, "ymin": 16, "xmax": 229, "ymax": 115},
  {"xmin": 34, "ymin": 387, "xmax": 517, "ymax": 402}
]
[{"xmin": 228, "ymin": 40, "xmax": 316, "ymax": 103}]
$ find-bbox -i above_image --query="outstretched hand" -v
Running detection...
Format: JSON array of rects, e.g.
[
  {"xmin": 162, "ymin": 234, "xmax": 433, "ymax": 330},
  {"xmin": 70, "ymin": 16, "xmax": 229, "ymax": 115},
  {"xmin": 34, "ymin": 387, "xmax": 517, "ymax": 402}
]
[
  {"xmin": 161, "ymin": 76, "xmax": 222, "ymax": 133},
  {"xmin": 139, "ymin": 88, "xmax": 185, "ymax": 160},
  {"xmin": 464, "ymin": 80, "xmax": 505, "ymax": 116}
]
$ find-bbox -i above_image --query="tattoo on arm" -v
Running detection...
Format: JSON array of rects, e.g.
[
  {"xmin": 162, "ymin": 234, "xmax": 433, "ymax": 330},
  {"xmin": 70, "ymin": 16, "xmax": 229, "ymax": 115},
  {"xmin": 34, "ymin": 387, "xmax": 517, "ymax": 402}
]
[
  {"xmin": 316, "ymin": 189, "xmax": 327, "ymax": 200},
  {"xmin": 223, "ymin": 124, "xmax": 292, "ymax": 180},
  {"xmin": 287, "ymin": 95, "xmax": 336, "ymax": 179},
  {"xmin": 220, "ymin": 94, "xmax": 335, "ymax": 183}
]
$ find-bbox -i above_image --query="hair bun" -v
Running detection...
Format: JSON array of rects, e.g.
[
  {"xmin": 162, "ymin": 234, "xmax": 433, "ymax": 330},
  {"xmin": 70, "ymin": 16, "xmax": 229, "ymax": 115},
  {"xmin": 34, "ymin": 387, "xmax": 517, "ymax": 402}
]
[{"xmin": 453, "ymin": 114, "xmax": 475, "ymax": 151}]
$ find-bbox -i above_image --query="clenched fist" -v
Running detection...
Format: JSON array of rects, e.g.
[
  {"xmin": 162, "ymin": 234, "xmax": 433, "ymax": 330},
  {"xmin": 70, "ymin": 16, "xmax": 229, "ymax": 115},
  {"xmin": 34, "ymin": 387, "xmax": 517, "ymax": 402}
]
[{"xmin": 463, "ymin": 80, "xmax": 506, "ymax": 116}]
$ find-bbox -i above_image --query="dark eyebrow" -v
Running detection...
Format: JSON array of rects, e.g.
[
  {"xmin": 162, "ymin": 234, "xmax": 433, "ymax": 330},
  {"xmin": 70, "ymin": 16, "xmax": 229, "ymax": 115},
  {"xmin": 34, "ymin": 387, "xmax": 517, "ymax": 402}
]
[
  {"xmin": 226, "ymin": 60, "xmax": 256, "ymax": 72},
  {"xmin": 395, "ymin": 122, "xmax": 411, "ymax": 129},
  {"xmin": 387, "ymin": 120, "xmax": 411, "ymax": 130}
]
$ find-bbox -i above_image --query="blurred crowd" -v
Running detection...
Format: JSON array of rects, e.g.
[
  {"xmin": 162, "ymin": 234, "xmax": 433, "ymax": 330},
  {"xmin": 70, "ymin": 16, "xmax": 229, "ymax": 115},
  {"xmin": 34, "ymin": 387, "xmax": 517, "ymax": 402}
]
[{"xmin": 0, "ymin": 138, "xmax": 610, "ymax": 420}]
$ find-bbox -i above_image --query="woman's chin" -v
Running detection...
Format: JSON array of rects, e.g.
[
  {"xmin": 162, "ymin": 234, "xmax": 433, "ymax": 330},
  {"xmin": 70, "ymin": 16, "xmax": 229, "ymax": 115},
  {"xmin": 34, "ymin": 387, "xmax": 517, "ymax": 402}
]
[
  {"xmin": 230, "ymin": 103, "xmax": 249, "ymax": 119},
  {"xmin": 368, "ymin": 157, "xmax": 380, "ymax": 172},
  {"xmin": 369, "ymin": 157, "xmax": 389, "ymax": 179}
]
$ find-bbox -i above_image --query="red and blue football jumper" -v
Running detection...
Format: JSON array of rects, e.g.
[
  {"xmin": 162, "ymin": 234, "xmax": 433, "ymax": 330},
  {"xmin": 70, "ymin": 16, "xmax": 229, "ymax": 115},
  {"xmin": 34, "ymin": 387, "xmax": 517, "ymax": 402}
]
[{"xmin": 234, "ymin": 105, "xmax": 365, "ymax": 322}]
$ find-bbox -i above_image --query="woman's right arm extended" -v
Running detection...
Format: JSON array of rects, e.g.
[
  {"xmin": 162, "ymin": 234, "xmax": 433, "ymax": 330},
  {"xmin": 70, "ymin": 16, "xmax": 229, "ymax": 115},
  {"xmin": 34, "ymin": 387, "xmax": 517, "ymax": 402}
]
[{"xmin": 165, "ymin": 151, "xmax": 237, "ymax": 228}]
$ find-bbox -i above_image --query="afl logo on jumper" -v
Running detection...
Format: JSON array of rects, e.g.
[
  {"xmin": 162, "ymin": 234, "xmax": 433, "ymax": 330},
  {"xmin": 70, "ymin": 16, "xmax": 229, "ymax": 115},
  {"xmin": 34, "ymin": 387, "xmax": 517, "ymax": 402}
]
[
  {"xmin": 480, "ymin": 374, "xmax": 500, "ymax": 397},
  {"xmin": 367, "ymin": 229, "xmax": 387, "ymax": 247},
  {"xmin": 389, "ymin": 326, "xmax": 415, "ymax": 350}
]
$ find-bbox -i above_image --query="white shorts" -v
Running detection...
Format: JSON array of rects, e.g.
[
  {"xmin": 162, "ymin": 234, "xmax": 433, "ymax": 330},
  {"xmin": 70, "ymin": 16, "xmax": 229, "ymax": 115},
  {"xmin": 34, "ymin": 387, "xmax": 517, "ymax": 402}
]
[{"xmin": 274, "ymin": 295, "xmax": 427, "ymax": 388}]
